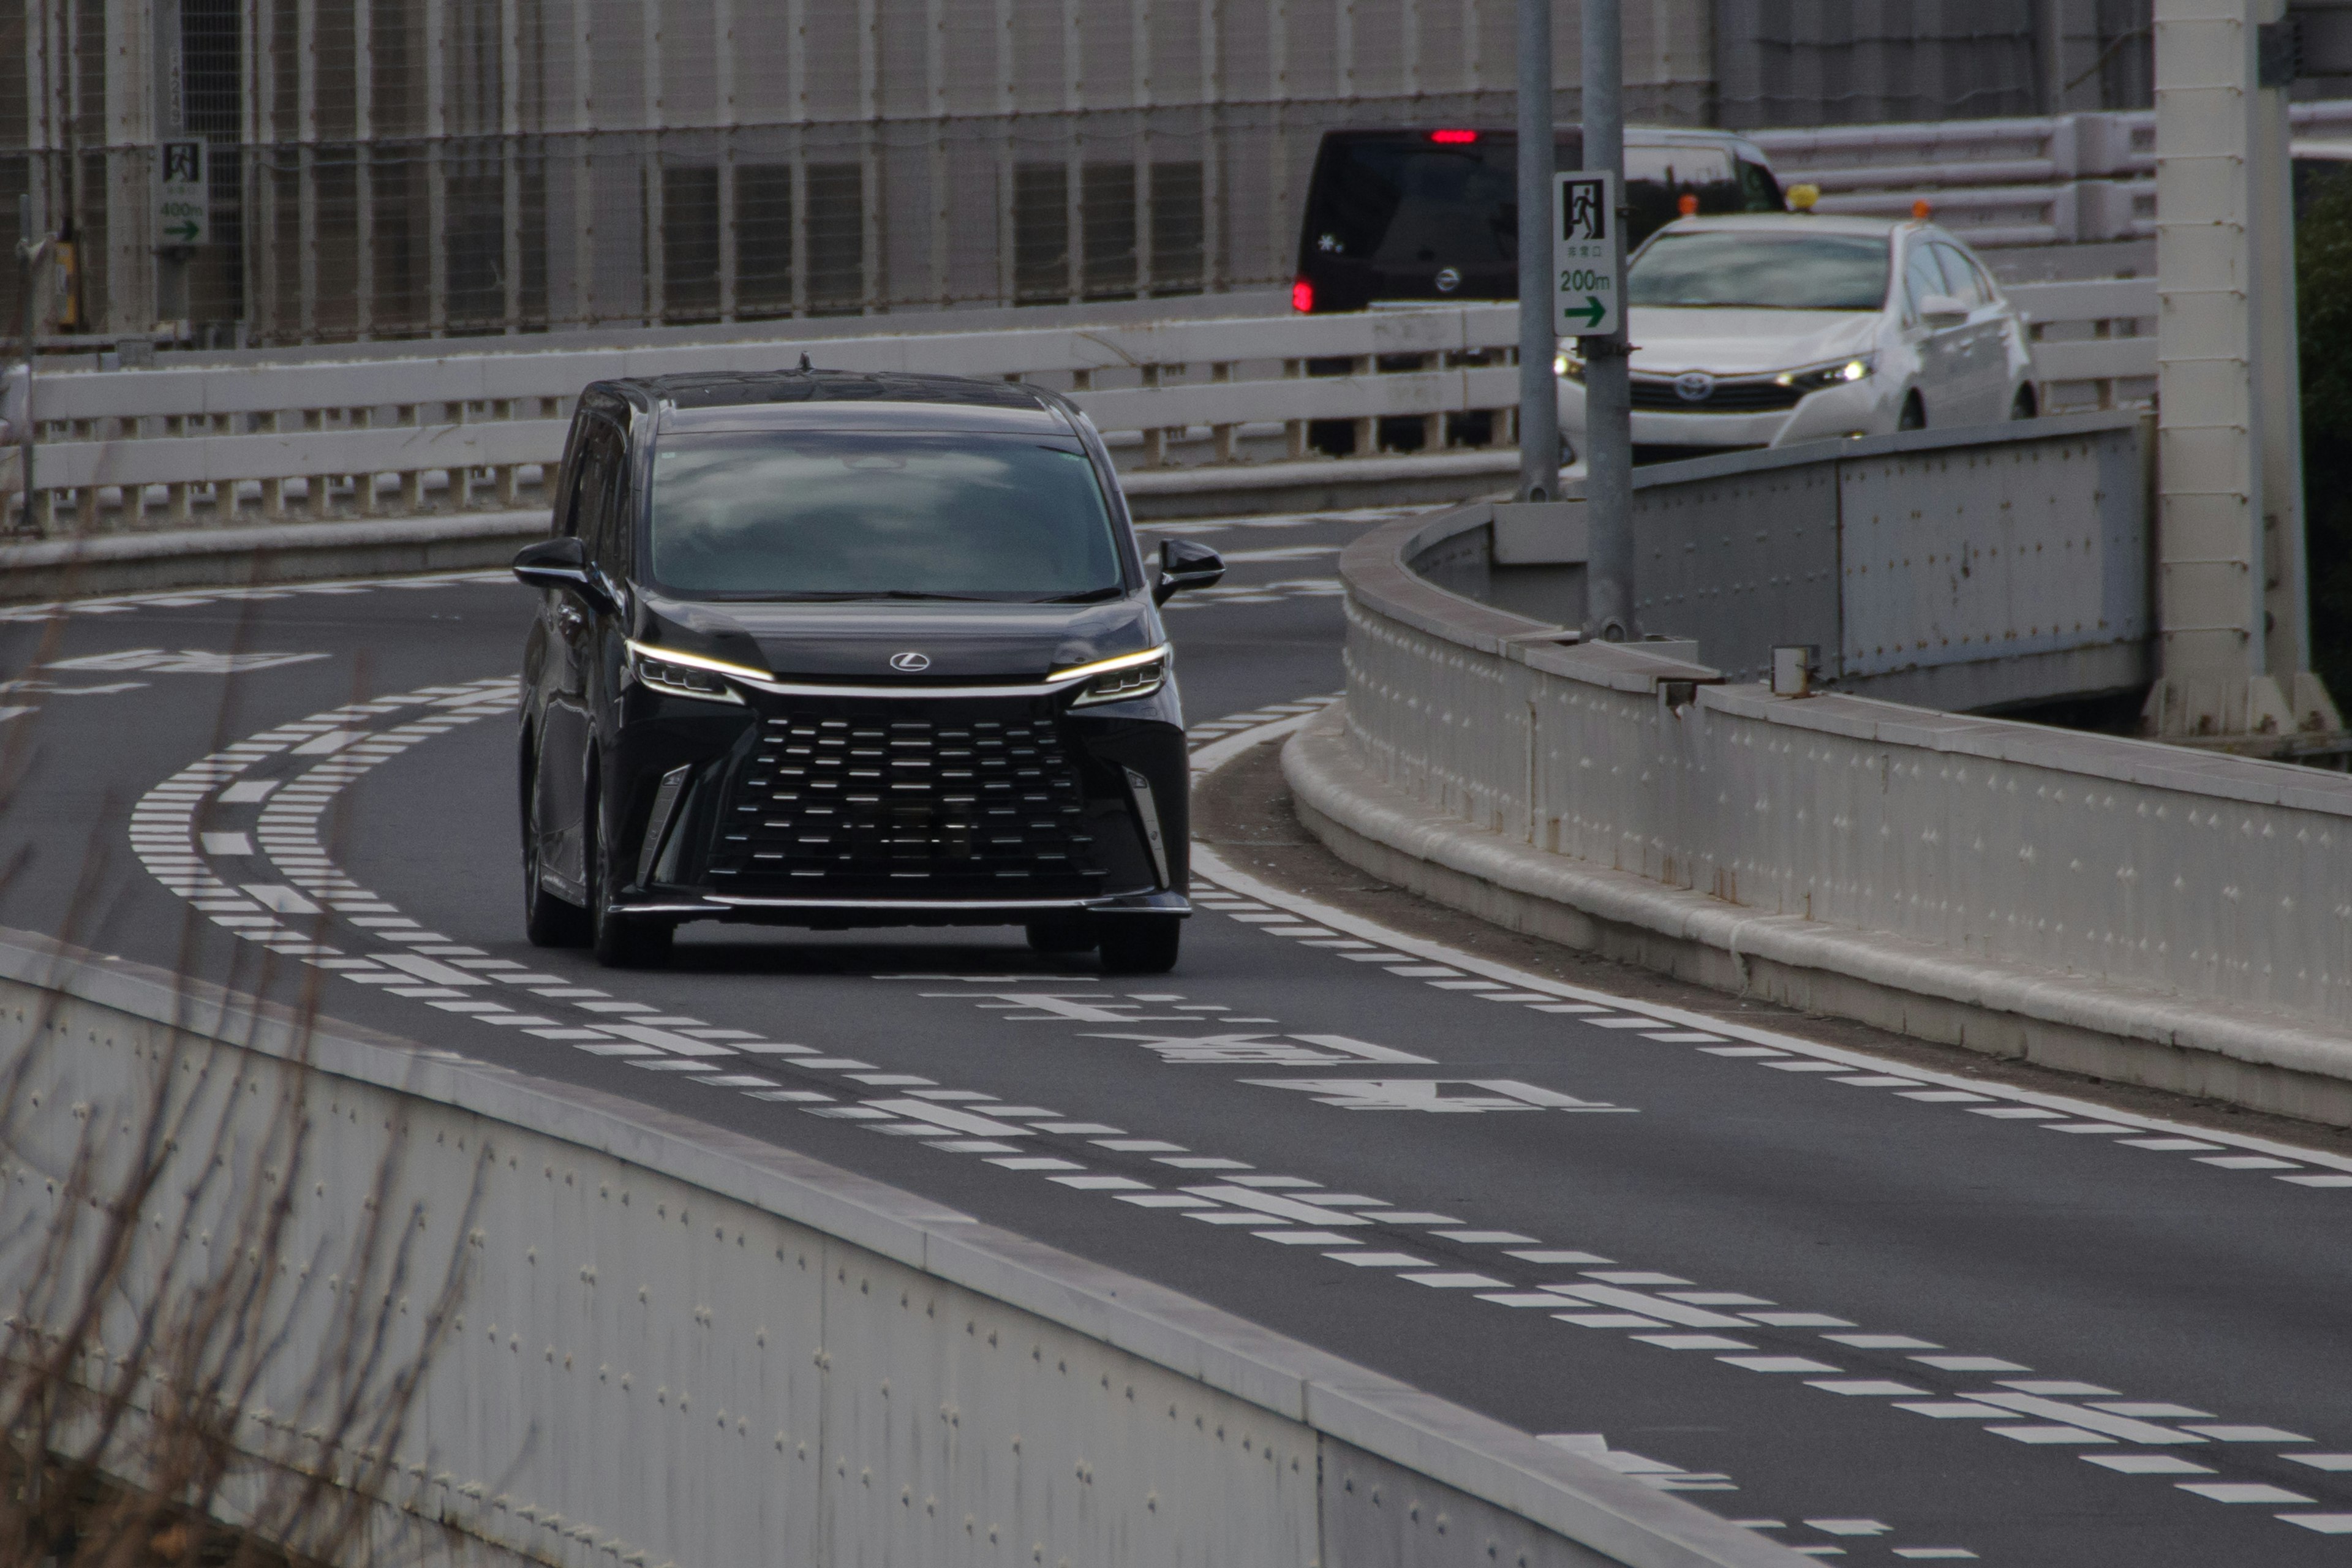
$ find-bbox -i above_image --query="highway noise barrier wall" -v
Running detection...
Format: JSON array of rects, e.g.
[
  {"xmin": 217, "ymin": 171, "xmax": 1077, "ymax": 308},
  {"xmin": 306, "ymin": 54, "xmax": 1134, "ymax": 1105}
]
[
  {"xmin": 0, "ymin": 932, "xmax": 1814, "ymax": 1568},
  {"xmin": 1290, "ymin": 492, "xmax": 2352, "ymax": 1131}
]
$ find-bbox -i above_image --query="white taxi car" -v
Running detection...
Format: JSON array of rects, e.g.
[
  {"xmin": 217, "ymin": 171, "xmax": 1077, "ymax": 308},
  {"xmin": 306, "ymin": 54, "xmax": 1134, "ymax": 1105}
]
[{"xmin": 1556, "ymin": 214, "xmax": 2036, "ymax": 463}]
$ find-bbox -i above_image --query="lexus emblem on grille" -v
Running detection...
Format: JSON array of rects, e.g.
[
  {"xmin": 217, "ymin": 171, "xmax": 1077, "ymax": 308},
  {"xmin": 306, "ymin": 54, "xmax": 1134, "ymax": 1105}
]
[
  {"xmin": 1434, "ymin": 266, "xmax": 1462, "ymax": 293},
  {"xmin": 889, "ymin": 650, "xmax": 932, "ymax": 673},
  {"xmin": 1674, "ymin": 372, "xmax": 1715, "ymax": 403}
]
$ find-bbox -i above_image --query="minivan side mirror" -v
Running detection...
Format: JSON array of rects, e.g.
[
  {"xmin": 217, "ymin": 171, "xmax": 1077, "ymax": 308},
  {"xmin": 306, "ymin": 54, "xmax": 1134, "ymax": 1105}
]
[
  {"xmin": 514, "ymin": 536, "xmax": 615, "ymax": 608},
  {"xmin": 1154, "ymin": 538, "xmax": 1224, "ymax": 605},
  {"xmin": 1917, "ymin": 293, "xmax": 1969, "ymax": 328}
]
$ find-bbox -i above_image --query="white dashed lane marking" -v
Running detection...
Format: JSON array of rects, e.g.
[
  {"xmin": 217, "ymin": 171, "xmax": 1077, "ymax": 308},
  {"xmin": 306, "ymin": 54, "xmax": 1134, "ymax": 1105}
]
[{"xmin": 119, "ymin": 683, "xmax": 2343, "ymax": 1553}]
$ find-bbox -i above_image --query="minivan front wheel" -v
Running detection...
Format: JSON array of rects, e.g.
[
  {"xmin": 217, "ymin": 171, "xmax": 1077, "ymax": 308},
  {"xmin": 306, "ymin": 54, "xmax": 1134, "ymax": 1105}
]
[
  {"xmin": 522, "ymin": 754, "xmax": 590, "ymax": 948},
  {"xmin": 1098, "ymin": 916, "xmax": 1182, "ymax": 976}
]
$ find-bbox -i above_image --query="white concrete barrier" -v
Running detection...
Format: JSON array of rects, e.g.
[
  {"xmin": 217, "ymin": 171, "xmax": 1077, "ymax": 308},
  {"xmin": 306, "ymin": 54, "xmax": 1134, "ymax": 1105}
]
[
  {"xmin": 0, "ymin": 929, "xmax": 1812, "ymax": 1568},
  {"xmin": 1288, "ymin": 501, "xmax": 2352, "ymax": 1128}
]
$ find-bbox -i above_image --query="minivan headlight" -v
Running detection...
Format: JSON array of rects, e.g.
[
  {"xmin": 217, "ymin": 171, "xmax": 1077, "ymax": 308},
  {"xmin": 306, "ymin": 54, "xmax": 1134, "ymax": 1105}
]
[
  {"xmin": 1774, "ymin": 355, "xmax": 1874, "ymax": 394},
  {"xmin": 1555, "ymin": 340, "xmax": 1586, "ymax": 382},
  {"xmin": 1057, "ymin": 646, "xmax": 1170, "ymax": 707},
  {"xmin": 625, "ymin": 641, "xmax": 751, "ymax": 704}
]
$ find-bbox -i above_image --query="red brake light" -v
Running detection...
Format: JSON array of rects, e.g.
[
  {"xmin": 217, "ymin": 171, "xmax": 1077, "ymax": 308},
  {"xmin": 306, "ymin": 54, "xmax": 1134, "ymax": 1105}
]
[
  {"xmin": 1430, "ymin": 128, "xmax": 1479, "ymax": 145},
  {"xmin": 1678, "ymin": 192, "xmax": 1699, "ymax": 217},
  {"xmin": 1291, "ymin": 277, "xmax": 1315, "ymax": 312}
]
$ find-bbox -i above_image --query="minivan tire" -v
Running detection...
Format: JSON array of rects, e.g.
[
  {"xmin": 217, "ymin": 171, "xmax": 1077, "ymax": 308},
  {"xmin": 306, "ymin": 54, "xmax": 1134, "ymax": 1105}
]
[
  {"xmin": 522, "ymin": 755, "xmax": 591, "ymax": 948},
  {"xmin": 1098, "ymin": 916, "xmax": 1182, "ymax": 975},
  {"xmin": 587, "ymin": 802, "xmax": 674, "ymax": 969}
]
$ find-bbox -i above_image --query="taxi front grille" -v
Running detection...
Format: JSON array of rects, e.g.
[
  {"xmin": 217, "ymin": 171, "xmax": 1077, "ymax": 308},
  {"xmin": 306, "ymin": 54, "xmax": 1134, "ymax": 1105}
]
[
  {"xmin": 709, "ymin": 704, "xmax": 1104, "ymax": 898},
  {"xmin": 1629, "ymin": 377, "xmax": 1806, "ymax": 413}
]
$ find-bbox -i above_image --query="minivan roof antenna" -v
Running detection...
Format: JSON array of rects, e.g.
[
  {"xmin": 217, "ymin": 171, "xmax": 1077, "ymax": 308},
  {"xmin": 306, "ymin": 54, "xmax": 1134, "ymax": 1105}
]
[{"xmin": 799, "ymin": 352, "xmax": 812, "ymax": 371}]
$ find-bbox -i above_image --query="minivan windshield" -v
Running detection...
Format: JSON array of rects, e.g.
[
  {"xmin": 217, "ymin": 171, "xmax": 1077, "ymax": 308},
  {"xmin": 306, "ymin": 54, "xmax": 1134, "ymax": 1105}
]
[
  {"xmin": 646, "ymin": 432, "xmax": 1125, "ymax": 600},
  {"xmin": 1629, "ymin": 230, "xmax": 1891, "ymax": 311}
]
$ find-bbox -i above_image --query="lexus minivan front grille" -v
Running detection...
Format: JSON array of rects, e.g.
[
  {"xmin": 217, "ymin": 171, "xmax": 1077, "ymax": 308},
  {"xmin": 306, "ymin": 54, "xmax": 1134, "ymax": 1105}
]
[{"xmin": 709, "ymin": 701, "xmax": 1104, "ymax": 898}]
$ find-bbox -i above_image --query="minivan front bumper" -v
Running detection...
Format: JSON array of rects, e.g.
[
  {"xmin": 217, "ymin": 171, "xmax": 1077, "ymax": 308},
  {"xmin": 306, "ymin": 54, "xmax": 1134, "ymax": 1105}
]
[{"xmin": 595, "ymin": 674, "xmax": 1190, "ymax": 929}]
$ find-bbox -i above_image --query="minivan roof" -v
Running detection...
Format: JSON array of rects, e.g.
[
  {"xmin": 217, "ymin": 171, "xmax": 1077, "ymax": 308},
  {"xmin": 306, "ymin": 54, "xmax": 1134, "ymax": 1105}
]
[{"xmin": 595, "ymin": 369, "xmax": 1079, "ymax": 436}]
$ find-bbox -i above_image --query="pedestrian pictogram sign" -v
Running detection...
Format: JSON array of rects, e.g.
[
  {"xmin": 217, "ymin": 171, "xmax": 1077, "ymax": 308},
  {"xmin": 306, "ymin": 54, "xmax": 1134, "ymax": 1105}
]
[
  {"xmin": 155, "ymin": 140, "xmax": 208, "ymax": 248},
  {"xmin": 1553, "ymin": 170, "xmax": 1619, "ymax": 337}
]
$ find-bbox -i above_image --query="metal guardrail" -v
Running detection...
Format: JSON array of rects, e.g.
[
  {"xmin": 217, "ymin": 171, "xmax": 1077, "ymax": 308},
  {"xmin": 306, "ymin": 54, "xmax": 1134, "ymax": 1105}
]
[
  {"xmin": 1754, "ymin": 100, "xmax": 2352, "ymax": 248},
  {"xmin": 11, "ymin": 287, "xmax": 2152, "ymax": 538},
  {"xmin": 0, "ymin": 930, "xmax": 1817, "ymax": 1568}
]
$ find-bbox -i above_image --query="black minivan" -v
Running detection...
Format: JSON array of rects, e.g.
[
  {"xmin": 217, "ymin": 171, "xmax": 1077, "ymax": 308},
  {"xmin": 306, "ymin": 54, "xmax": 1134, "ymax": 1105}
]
[
  {"xmin": 511, "ymin": 369, "xmax": 1223, "ymax": 974},
  {"xmin": 1292, "ymin": 126, "xmax": 1784, "ymax": 314}
]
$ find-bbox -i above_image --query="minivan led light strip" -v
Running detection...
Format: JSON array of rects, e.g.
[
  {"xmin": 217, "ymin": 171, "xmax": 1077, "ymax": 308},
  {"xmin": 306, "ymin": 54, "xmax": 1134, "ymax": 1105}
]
[{"xmin": 623, "ymin": 639, "xmax": 1169, "ymax": 702}]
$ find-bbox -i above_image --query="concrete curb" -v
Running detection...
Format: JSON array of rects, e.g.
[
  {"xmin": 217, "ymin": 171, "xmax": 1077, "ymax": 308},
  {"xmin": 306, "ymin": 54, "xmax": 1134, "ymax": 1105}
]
[
  {"xmin": 0, "ymin": 450, "xmax": 1517, "ymax": 603},
  {"xmin": 0, "ymin": 925, "xmax": 1814, "ymax": 1568},
  {"xmin": 1283, "ymin": 704, "xmax": 2352, "ymax": 1129}
]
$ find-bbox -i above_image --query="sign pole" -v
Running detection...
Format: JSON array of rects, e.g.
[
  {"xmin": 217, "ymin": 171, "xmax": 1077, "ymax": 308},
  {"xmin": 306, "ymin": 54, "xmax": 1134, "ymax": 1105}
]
[
  {"xmin": 1515, "ymin": 0, "xmax": 1561, "ymax": 502},
  {"xmin": 1579, "ymin": 0, "xmax": 1634, "ymax": 641},
  {"xmin": 15, "ymin": 195, "xmax": 37, "ymax": 536}
]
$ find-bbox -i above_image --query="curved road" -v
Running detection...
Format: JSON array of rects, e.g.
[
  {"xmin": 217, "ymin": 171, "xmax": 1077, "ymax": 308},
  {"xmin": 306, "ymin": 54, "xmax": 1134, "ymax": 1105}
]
[{"xmin": 5, "ymin": 509, "xmax": 2352, "ymax": 1566}]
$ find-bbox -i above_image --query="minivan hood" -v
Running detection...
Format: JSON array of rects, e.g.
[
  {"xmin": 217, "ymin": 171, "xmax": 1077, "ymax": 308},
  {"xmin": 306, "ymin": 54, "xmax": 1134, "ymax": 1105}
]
[
  {"xmin": 1626, "ymin": 307, "xmax": 1880, "ymax": 377},
  {"xmin": 632, "ymin": 590, "xmax": 1158, "ymax": 682}
]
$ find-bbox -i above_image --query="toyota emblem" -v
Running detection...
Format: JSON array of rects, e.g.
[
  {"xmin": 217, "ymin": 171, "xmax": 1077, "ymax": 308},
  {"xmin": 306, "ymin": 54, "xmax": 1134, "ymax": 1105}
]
[
  {"xmin": 1674, "ymin": 372, "xmax": 1715, "ymax": 403},
  {"xmin": 889, "ymin": 650, "xmax": 931, "ymax": 673},
  {"xmin": 1434, "ymin": 266, "xmax": 1462, "ymax": 294}
]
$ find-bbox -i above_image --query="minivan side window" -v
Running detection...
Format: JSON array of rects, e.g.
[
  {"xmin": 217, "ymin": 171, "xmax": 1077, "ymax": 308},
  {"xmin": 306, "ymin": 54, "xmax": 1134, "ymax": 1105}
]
[{"xmin": 570, "ymin": 421, "xmax": 621, "ymax": 557}]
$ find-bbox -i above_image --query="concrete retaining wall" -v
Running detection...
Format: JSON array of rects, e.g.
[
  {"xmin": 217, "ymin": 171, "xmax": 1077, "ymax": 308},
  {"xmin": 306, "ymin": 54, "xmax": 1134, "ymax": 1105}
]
[
  {"xmin": 0, "ymin": 930, "xmax": 1808, "ymax": 1568},
  {"xmin": 1289, "ymin": 504, "xmax": 2352, "ymax": 1126}
]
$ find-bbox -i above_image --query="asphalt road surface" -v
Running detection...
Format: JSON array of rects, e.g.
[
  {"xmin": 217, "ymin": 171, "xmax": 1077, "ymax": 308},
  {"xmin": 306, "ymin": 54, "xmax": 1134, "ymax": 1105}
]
[{"xmin": 5, "ymin": 507, "xmax": 2352, "ymax": 1566}]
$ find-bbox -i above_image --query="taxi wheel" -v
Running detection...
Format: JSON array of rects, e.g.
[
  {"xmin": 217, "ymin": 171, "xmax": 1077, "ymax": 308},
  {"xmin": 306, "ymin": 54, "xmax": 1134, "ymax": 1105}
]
[{"xmin": 1099, "ymin": 916, "xmax": 1182, "ymax": 976}]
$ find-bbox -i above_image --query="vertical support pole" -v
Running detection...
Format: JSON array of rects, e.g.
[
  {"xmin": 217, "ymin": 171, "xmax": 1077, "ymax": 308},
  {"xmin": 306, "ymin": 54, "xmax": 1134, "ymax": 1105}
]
[
  {"xmin": 996, "ymin": 0, "xmax": 1015, "ymax": 306},
  {"xmin": 788, "ymin": 0, "xmax": 808, "ymax": 317},
  {"xmin": 1063, "ymin": 0, "xmax": 1082, "ymax": 304},
  {"xmin": 2037, "ymin": 0, "xmax": 2068, "ymax": 114},
  {"xmin": 2148, "ymin": 0, "xmax": 2334, "ymax": 735},
  {"xmin": 571, "ymin": 0, "xmax": 594, "ymax": 326},
  {"xmin": 424, "ymin": 0, "xmax": 448, "ymax": 334},
  {"xmin": 928, "ymin": 0, "xmax": 948, "ymax": 307},
  {"xmin": 1514, "ymin": 0, "xmax": 1559, "ymax": 502},
  {"xmin": 354, "ymin": 0, "xmax": 372, "ymax": 337},
  {"xmin": 1580, "ymin": 0, "xmax": 1634, "ymax": 639},
  {"xmin": 501, "ymin": 0, "xmax": 522, "ymax": 331},
  {"xmin": 1199, "ymin": 0, "xmax": 1220, "ymax": 295},
  {"xmin": 17, "ymin": 196, "xmax": 39, "ymax": 536},
  {"xmin": 715, "ymin": 0, "xmax": 736, "ymax": 320},
  {"xmin": 297, "ymin": 0, "xmax": 317, "ymax": 342},
  {"xmin": 643, "ymin": 0, "xmax": 664, "ymax": 325},
  {"xmin": 1133, "ymin": 0, "xmax": 1152, "ymax": 298},
  {"xmin": 858, "ymin": 0, "xmax": 880, "ymax": 311}
]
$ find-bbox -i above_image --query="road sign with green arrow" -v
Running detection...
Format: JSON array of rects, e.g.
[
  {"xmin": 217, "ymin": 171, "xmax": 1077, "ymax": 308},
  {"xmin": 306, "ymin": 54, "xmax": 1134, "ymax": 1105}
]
[
  {"xmin": 1553, "ymin": 170, "xmax": 1619, "ymax": 338},
  {"xmin": 153, "ymin": 140, "xmax": 210, "ymax": 251}
]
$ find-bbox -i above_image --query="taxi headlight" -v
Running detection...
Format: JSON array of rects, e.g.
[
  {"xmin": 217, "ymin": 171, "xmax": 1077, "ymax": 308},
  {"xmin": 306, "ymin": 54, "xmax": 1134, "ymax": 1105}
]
[
  {"xmin": 1773, "ymin": 355, "xmax": 1875, "ymax": 394},
  {"xmin": 1555, "ymin": 341, "xmax": 1586, "ymax": 382}
]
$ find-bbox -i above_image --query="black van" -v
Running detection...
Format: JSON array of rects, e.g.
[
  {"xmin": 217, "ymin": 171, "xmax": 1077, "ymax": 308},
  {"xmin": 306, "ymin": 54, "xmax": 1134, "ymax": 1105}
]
[
  {"xmin": 1292, "ymin": 127, "xmax": 1783, "ymax": 314},
  {"xmin": 511, "ymin": 369, "xmax": 1224, "ymax": 974}
]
